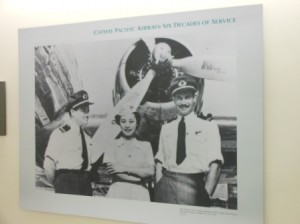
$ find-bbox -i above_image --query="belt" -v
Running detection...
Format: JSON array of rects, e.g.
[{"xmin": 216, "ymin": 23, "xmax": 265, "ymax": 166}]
[
  {"xmin": 162, "ymin": 168, "xmax": 206, "ymax": 179},
  {"xmin": 56, "ymin": 169, "xmax": 90, "ymax": 175},
  {"xmin": 112, "ymin": 177, "xmax": 147, "ymax": 187}
]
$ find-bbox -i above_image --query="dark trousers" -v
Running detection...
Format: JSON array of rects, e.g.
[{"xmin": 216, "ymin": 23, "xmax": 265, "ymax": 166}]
[
  {"xmin": 54, "ymin": 170, "xmax": 93, "ymax": 196},
  {"xmin": 154, "ymin": 170, "xmax": 211, "ymax": 207}
]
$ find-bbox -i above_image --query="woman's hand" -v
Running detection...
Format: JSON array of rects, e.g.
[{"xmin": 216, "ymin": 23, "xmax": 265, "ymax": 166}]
[{"xmin": 106, "ymin": 162, "xmax": 125, "ymax": 174}]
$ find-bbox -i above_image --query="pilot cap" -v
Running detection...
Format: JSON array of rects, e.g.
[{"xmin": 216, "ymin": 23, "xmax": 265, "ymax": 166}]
[
  {"xmin": 66, "ymin": 90, "xmax": 93, "ymax": 111},
  {"xmin": 168, "ymin": 75, "xmax": 198, "ymax": 96}
]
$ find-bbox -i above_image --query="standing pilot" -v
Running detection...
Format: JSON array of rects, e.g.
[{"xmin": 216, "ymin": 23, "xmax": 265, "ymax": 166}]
[
  {"xmin": 43, "ymin": 90, "xmax": 94, "ymax": 196},
  {"xmin": 154, "ymin": 75, "xmax": 224, "ymax": 206}
]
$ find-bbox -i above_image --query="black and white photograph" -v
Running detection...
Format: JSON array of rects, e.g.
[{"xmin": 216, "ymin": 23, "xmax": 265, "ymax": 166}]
[
  {"xmin": 20, "ymin": 5, "xmax": 263, "ymax": 224},
  {"xmin": 35, "ymin": 34, "xmax": 237, "ymax": 208}
]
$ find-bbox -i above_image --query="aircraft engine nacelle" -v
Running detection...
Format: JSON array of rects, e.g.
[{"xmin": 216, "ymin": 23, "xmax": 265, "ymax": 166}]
[
  {"xmin": 113, "ymin": 38, "xmax": 205, "ymax": 151},
  {"xmin": 113, "ymin": 38, "xmax": 205, "ymax": 121}
]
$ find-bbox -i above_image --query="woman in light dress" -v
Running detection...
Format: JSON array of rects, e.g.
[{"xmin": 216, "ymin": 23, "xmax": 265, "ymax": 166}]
[{"xmin": 103, "ymin": 107, "xmax": 155, "ymax": 201}]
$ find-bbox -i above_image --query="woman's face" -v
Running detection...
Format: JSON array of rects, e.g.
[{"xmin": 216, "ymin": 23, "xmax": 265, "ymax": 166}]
[{"xmin": 119, "ymin": 113, "xmax": 137, "ymax": 138}]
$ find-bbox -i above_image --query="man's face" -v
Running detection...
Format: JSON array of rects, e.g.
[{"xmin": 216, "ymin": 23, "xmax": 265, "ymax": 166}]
[
  {"xmin": 173, "ymin": 89, "xmax": 197, "ymax": 117},
  {"xmin": 71, "ymin": 105, "xmax": 90, "ymax": 127}
]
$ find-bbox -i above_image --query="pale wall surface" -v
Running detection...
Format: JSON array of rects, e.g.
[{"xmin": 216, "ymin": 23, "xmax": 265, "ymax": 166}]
[{"xmin": 0, "ymin": 0, "xmax": 300, "ymax": 223}]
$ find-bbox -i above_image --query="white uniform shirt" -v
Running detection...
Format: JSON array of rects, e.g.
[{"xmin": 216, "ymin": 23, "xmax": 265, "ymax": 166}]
[
  {"xmin": 155, "ymin": 113, "xmax": 223, "ymax": 173},
  {"xmin": 44, "ymin": 120, "xmax": 92, "ymax": 171}
]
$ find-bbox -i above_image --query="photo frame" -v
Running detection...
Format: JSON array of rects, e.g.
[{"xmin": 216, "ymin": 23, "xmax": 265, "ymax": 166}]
[{"xmin": 19, "ymin": 5, "xmax": 263, "ymax": 224}]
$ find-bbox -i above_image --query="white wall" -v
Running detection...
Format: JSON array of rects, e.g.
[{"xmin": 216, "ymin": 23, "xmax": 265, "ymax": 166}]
[{"xmin": 0, "ymin": 0, "xmax": 300, "ymax": 223}]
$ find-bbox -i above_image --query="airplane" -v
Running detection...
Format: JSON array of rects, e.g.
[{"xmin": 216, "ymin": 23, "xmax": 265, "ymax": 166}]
[
  {"xmin": 91, "ymin": 37, "xmax": 234, "ymax": 161},
  {"xmin": 90, "ymin": 37, "xmax": 237, "ymax": 208}
]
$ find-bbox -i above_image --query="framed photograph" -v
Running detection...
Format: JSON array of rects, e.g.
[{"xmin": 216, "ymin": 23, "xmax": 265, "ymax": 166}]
[{"xmin": 19, "ymin": 5, "xmax": 263, "ymax": 224}]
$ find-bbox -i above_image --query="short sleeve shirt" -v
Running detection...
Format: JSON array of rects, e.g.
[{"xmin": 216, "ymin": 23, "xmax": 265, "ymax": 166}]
[
  {"xmin": 44, "ymin": 121, "xmax": 92, "ymax": 170},
  {"xmin": 155, "ymin": 113, "xmax": 223, "ymax": 173},
  {"xmin": 103, "ymin": 137, "xmax": 155, "ymax": 181}
]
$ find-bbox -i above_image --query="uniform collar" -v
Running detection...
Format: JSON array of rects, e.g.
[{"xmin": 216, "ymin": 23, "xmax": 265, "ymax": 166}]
[
  {"xmin": 116, "ymin": 136, "xmax": 138, "ymax": 148},
  {"xmin": 176, "ymin": 112, "xmax": 197, "ymax": 123}
]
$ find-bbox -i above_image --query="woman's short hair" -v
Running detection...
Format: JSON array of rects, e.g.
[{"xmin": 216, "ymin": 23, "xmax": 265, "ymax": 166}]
[{"xmin": 114, "ymin": 112, "xmax": 141, "ymax": 126}]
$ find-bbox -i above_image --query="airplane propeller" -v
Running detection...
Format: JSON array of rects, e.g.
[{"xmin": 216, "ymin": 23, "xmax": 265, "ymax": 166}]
[
  {"xmin": 91, "ymin": 39, "xmax": 235, "ymax": 163},
  {"xmin": 173, "ymin": 56, "xmax": 236, "ymax": 82},
  {"xmin": 141, "ymin": 37, "xmax": 156, "ymax": 56}
]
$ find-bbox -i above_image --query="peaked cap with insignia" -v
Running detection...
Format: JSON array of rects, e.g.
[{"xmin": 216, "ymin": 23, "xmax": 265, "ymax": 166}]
[
  {"xmin": 168, "ymin": 75, "xmax": 198, "ymax": 96},
  {"xmin": 66, "ymin": 90, "xmax": 94, "ymax": 111}
]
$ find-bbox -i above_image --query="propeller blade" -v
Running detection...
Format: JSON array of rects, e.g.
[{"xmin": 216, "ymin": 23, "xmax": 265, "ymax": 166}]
[
  {"xmin": 141, "ymin": 38, "xmax": 156, "ymax": 54},
  {"xmin": 90, "ymin": 69, "xmax": 156, "ymax": 163},
  {"xmin": 173, "ymin": 56, "xmax": 236, "ymax": 82}
]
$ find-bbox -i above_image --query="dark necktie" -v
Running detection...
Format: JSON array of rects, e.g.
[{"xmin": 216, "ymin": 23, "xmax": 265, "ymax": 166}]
[
  {"xmin": 80, "ymin": 128, "xmax": 88, "ymax": 171},
  {"xmin": 176, "ymin": 116, "xmax": 186, "ymax": 165}
]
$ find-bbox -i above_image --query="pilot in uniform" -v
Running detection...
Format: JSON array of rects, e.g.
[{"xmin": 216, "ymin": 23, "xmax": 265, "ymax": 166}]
[
  {"xmin": 43, "ymin": 90, "xmax": 94, "ymax": 196},
  {"xmin": 154, "ymin": 75, "xmax": 224, "ymax": 206}
]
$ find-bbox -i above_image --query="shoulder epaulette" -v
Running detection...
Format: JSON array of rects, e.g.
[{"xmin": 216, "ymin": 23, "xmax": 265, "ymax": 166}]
[
  {"xmin": 59, "ymin": 124, "xmax": 71, "ymax": 133},
  {"xmin": 197, "ymin": 112, "xmax": 213, "ymax": 121}
]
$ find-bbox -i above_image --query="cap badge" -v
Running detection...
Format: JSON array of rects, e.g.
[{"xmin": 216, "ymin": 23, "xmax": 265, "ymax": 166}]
[
  {"xmin": 178, "ymin": 80, "xmax": 187, "ymax": 87},
  {"xmin": 82, "ymin": 93, "xmax": 88, "ymax": 100}
]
